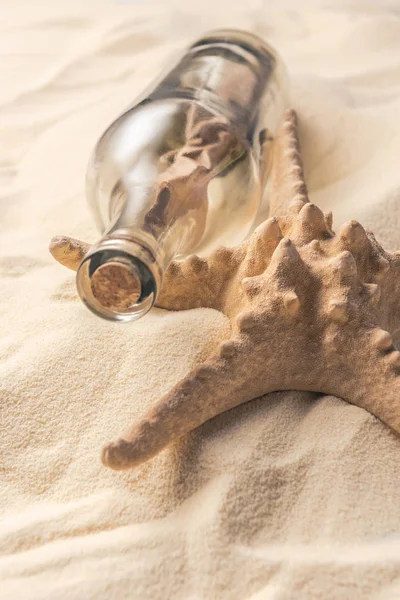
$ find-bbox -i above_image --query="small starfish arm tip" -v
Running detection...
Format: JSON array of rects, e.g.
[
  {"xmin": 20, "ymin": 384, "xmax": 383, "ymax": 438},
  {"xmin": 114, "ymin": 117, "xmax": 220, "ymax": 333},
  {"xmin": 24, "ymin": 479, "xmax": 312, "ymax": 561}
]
[{"xmin": 49, "ymin": 235, "xmax": 91, "ymax": 271}]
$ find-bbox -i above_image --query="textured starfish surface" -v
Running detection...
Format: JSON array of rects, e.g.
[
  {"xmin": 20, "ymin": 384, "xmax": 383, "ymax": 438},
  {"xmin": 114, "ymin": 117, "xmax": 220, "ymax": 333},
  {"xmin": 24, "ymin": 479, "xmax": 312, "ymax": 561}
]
[{"xmin": 49, "ymin": 109, "xmax": 400, "ymax": 471}]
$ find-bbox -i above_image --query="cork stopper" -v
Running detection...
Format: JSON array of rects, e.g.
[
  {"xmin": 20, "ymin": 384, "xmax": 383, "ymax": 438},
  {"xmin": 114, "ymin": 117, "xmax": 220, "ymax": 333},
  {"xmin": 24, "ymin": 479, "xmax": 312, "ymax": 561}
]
[{"xmin": 90, "ymin": 261, "xmax": 141, "ymax": 310}]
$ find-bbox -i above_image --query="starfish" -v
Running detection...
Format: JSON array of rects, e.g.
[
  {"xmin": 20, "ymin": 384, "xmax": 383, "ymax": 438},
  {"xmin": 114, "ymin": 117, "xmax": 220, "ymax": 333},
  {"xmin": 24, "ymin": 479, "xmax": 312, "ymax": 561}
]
[{"xmin": 49, "ymin": 109, "xmax": 400, "ymax": 471}]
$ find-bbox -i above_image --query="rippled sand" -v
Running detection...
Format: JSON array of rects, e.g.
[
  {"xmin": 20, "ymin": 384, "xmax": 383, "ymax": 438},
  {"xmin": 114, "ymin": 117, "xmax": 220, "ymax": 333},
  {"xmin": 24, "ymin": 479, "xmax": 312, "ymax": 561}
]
[{"xmin": 1, "ymin": 1, "xmax": 400, "ymax": 598}]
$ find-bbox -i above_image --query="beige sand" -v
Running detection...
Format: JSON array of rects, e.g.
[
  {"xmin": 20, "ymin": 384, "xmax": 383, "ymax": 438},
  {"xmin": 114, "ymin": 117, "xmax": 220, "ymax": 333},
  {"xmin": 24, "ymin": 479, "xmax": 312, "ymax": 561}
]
[{"xmin": 1, "ymin": 1, "xmax": 400, "ymax": 598}]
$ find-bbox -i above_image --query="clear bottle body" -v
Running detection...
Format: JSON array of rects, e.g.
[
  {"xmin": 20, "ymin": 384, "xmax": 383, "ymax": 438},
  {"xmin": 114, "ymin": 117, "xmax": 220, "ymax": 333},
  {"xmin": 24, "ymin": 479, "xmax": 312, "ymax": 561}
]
[{"xmin": 76, "ymin": 29, "xmax": 289, "ymax": 321}]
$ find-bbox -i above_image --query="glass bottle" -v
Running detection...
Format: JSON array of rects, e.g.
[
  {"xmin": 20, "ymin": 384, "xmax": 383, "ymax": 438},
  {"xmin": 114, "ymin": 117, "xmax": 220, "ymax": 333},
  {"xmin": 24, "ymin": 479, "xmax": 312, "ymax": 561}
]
[{"xmin": 76, "ymin": 29, "xmax": 289, "ymax": 322}]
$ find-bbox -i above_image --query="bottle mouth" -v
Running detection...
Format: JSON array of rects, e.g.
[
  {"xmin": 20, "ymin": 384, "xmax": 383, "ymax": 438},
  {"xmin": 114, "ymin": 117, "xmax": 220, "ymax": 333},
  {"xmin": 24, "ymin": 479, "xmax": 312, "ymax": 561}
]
[{"xmin": 76, "ymin": 238, "xmax": 161, "ymax": 322}]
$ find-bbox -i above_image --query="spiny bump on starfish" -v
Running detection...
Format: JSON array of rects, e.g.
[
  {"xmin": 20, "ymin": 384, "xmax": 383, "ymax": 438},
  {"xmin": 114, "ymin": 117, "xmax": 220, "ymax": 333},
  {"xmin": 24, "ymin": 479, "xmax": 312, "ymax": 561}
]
[
  {"xmin": 184, "ymin": 254, "xmax": 208, "ymax": 274},
  {"xmin": 166, "ymin": 261, "xmax": 182, "ymax": 278},
  {"xmin": 236, "ymin": 311, "xmax": 260, "ymax": 332},
  {"xmin": 291, "ymin": 202, "xmax": 332, "ymax": 244},
  {"xmin": 331, "ymin": 250, "xmax": 358, "ymax": 277},
  {"xmin": 388, "ymin": 351, "xmax": 400, "ymax": 369},
  {"xmin": 338, "ymin": 220, "xmax": 369, "ymax": 251},
  {"xmin": 309, "ymin": 239, "xmax": 321, "ymax": 252},
  {"xmin": 194, "ymin": 363, "xmax": 216, "ymax": 380},
  {"xmin": 241, "ymin": 276, "xmax": 262, "ymax": 297},
  {"xmin": 324, "ymin": 211, "xmax": 334, "ymax": 233},
  {"xmin": 363, "ymin": 283, "xmax": 381, "ymax": 306},
  {"xmin": 219, "ymin": 340, "xmax": 239, "ymax": 358},
  {"xmin": 240, "ymin": 217, "xmax": 283, "ymax": 278},
  {"xmin": 327, "ymin": 300, "xmax": 349, "ymax": 324},
  {"xmin": 267, "ymin": 238, "xmax": 303, "ymax": 283},
  {"xmin": 371, "ymin": 328, "xmax": 394, "ymax": 351},
  {"xmin": 376, "ymin": 256, "xmax": 390, "ymax": 279},
  {"xmin": 283, "ymin": 290, "xmax": 301, "ymax": 316},
  {"xmin": 210, "ymin": 247, "xmax": 233, "ymax": 266},
  {"xmin": 48, "ymin": 108, "xmax": 400, "ymax": 471}
]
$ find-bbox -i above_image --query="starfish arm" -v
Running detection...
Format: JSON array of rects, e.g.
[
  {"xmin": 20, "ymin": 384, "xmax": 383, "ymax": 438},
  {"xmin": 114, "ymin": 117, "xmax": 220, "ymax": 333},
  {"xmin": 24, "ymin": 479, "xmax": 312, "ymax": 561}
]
[
  {"xmin": 48, "ymin": 234, "xmax": 243, "ymax": 312},
  {"xmin": 101, "ymin": 339, "xmax": 260, "ymax": 471},
  {"xmin": 156, "ymin": 245, "xmax": 244, "ymax": 312},
  {"xmin": 327, "ymin": 327, "xmax": 400, "ymax": 434},
  {"xmin": 49, "ymin": 235, "xmax": 91, "ymax": 271},
  {"xmin": 267, "ymin": 109, "xmax": 309, "ymax": 219},
  {"xmin": 379, "ymin": 251, "xmax": 400, "ymax": 338},
  {"xmin": 100, "ymin": 320, "xmax": 400, "ymax": 472}
]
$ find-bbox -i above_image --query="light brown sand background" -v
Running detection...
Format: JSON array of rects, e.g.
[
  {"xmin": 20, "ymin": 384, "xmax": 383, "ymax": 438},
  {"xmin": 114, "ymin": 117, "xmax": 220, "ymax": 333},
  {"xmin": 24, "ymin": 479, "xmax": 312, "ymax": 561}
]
[{"xmin": 1, "ymin": 1, "xmax": 400, "ymax": 598}]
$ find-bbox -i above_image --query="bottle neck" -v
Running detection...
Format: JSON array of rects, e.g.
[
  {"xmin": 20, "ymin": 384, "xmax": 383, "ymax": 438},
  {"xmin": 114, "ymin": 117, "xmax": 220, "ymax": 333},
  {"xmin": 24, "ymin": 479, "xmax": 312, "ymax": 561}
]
[{"xmin": 76, "ymin": 233, "xmax": 163, "ymax": 322}]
